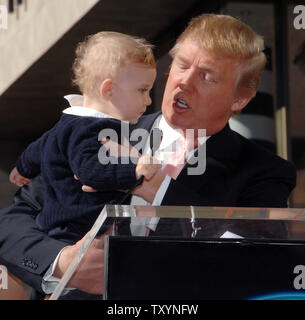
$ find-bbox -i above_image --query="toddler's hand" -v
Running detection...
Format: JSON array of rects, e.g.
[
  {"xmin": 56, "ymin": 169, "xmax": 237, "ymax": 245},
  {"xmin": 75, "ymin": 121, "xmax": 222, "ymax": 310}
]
[
  {"xmin": 135, "ymin": 156, "xmax": 161, "ymax": 180},
  {"xmin": 9, "ymin": 167, "xmax": 30, "ymax": 187}
]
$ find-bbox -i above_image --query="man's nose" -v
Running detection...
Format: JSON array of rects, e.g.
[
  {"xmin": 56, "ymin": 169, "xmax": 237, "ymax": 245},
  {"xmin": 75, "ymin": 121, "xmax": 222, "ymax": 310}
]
[{"xmin": 179, "ymin": 69, "xmax": 195, "ymax": 92}]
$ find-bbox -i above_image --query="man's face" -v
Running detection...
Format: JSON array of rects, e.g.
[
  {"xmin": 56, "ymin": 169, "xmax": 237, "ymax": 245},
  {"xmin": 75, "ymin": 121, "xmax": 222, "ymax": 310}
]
[
  {"xmin": 111, "ymin": 63, "xmax": 156, "ymax": 124},
  {"xmin": 161, "ymin": 39, "xmax": 246, "ymax": 136}
]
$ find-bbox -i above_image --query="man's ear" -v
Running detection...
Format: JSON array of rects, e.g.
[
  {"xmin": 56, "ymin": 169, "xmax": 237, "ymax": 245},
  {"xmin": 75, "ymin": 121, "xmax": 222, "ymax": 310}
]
[
  {"xmin": 100, "ymin": 79, "xmax": 113, "ymax": 100},
  {"xmin": 231, "ymin": 89, "xmax": 254, "ymax": 113}
]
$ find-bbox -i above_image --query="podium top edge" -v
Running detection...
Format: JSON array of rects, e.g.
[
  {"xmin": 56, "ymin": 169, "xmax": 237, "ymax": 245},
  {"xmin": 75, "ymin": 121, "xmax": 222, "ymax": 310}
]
[{"xmin": 103, "ymin": 205, "xmax": 305, "ymax": 221}]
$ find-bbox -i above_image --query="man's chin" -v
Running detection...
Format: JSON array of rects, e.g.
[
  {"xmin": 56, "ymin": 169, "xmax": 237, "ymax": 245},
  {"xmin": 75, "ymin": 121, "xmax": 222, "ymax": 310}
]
[{"xmin": 165, "ymin": 112, "xmax": 188, "ymax": 130}]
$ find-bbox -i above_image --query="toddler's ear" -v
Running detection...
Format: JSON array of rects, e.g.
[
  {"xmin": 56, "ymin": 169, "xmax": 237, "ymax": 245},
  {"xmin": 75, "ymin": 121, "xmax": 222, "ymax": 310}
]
[{"xmin": 100, "ymin": 79, "xmax": 113, "ymax": 100}]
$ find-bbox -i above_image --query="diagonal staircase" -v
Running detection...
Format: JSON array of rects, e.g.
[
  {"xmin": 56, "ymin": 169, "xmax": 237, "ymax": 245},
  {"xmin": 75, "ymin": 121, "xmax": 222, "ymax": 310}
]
[{"xmin": 0, "ymin": 0, "xmax": 99, "ymax": 95}]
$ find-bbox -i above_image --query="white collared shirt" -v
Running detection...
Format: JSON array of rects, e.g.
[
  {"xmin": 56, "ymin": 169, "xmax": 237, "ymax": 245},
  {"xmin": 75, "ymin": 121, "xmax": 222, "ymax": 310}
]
[{"xmin": 63, "ymin": 94, "xmax": 116, "ymax": 119}]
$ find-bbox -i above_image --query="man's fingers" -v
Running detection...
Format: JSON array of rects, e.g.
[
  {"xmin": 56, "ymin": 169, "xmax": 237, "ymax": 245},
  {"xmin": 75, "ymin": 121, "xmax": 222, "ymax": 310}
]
[
  {"xmin": 101, "ymin": 138, "xmax": 141, "ymax": 158},
  {"xmin": 144, "ymin": 171, "xmax": 154, "ymax": 180},
  {"xmin": 80, "ymin": 227, "xmax": 112, "ymax": 251},
  {"xmin": 74, "ymin": 175, "xmax": 97, "ymax": 192},
  {"xmin": 75, "ymin": 176, "xmax": 98, "ymax": 193},
  {"xmin": 82, "ymin": 185, "xmax": 98, "ymax": 192},
  {"xmin": 100, "ymin": 137, "xmax": 110, "ymax": 144},
  {"xmin": 94, "ymin": 227, "xmax": 113, "ymax": 249}
]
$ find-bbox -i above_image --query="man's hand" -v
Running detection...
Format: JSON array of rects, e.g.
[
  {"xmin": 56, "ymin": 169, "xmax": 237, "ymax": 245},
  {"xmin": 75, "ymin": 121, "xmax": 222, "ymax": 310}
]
[
  {"xmin": 135, "ymin": 156, "xmax": 162, "ymax": 180},
  {"xmin": 74, "ymin": 174, "xmax": 98, "ymax": 192},
  {"xmin": 132, "ymin": 169, "xmax": 166, "ymax": 203},
  {"xmin": 53, "ymin": 228, "xmax": 112, "ymax": 294},
  {"xmin": 101, "ymin": 137, "xmax": 140, "ymax": 158},
  {"xmin": 9, "ymin": 167, "xmax": 31, "ymax": 187},
  {"xmin": 78, "ymin": 168, "xmax": 166, "ymax": 201}
]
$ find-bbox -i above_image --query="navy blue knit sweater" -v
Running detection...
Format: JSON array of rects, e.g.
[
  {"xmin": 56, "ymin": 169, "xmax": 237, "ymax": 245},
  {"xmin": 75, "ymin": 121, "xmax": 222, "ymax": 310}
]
[{"xmin": 16, "ymin": 114, "xmax": 139, "ymax": 242}]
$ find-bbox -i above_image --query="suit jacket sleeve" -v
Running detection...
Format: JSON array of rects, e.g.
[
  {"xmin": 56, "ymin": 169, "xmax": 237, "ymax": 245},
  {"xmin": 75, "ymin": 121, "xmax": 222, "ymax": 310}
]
[
  {"xmin": 236, "ymin": 159, "xmax": 297, "ymax": 208},
  {"xmin": 0, "ymin": 177, "xmax": 66, "ymax": 293},
  {"xmin": 161, "ymin": 158, "xmax": 296, "ymax": 208}
]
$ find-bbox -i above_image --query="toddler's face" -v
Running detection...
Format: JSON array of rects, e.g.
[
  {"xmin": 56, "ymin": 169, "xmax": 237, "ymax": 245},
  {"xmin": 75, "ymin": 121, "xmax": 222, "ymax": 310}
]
[{"xmin": 111, "ymin": 63, "xmax": 156, "ymax": 124}]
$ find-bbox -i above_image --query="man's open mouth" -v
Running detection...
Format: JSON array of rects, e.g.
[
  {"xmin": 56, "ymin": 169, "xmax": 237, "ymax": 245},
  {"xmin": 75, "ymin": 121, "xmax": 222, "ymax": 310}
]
[
  {"xmin": 173, "ymin": 98, "xmax": 190, "ymax": 112},
  {"xmin": 176, "ymin": 99, "xmax": 189, "ymax": 109}
]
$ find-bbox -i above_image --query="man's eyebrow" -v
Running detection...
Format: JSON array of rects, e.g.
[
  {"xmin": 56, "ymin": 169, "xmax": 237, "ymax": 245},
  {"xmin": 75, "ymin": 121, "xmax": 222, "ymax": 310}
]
[
  {"xmin": 175, "ymin": 55, "xmax": 189, "ymax": 64},
  {"xmin": 198, "ymin": 65, "xmax": 219, "ymax": 75},
  {"xmin": 198, "ymin": 61, "xmax": 218, "ymax": 73},
  {"xmin": 175, "ymin": 55, "xmax": 218, "ymax": 74}
]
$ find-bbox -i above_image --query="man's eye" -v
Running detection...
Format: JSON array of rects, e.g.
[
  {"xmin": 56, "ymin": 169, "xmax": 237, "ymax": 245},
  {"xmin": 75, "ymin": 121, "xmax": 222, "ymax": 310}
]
[
  {"xmin": 177, "ymin": 63, "xmax": 188, "ymax": 70},
  {"xmin": 201, "ymin": 72, "xmax": 216, "ymax": 83},
  {"xmin": 173, "ymin": 60, "xmax": 188, "ymax": 71}
]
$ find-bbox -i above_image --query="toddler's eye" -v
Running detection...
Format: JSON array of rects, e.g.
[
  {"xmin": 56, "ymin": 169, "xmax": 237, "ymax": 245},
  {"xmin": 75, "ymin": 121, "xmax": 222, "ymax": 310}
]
[{"xmin": 139, "ymin": 88, "xmax": 148, "ymax": 93}]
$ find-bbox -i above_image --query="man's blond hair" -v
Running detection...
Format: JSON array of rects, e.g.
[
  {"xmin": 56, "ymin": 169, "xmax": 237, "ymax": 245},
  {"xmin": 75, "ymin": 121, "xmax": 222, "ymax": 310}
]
[
  {"xmin": 72, "ymin": 31, "xmax": 156, "ymax": 99},
  {"xmin": 170, "ymin": 14, "xmax": 266, "ymax": 94}
]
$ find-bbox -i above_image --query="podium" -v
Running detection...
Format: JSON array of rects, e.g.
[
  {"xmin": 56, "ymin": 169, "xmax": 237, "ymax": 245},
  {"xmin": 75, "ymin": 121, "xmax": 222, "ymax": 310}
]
[{"xmin": 50, "ymin": 205, "xmax": 305, "ymax": 300}]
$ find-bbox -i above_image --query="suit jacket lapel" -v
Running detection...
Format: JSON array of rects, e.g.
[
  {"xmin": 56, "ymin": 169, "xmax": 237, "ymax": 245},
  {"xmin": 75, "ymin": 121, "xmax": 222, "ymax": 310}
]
[
  {"xmin": 129, "ymin": 112, "xmax": 162, "ymax": 148},
  {"xmin": 205, "ymin": 123, "xmax": 241, "ymax": 164},
  {"xmin": 178, "ymin": 124, "xmax": 242, "ymax": 189}
]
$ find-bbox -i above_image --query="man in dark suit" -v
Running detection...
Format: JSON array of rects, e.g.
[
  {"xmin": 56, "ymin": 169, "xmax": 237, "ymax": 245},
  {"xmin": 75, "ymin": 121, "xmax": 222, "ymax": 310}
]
[{"xmin": 0, "ymin": 14, "xmax": 296, "ymax": 299}]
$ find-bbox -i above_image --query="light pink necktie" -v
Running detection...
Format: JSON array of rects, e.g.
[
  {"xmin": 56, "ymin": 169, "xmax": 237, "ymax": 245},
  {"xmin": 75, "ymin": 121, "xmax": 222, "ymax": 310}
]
[
  {"xmin": 163, "ymin": 136, "xmax": 199, "ymax": 180},
  {"xmin": 163, "ymin": 136, "xmax": 188, "ymax": 180}
]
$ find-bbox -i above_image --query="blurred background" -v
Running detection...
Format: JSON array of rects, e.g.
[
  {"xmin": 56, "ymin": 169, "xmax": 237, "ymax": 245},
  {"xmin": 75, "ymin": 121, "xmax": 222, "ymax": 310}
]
[{"xmin": 0, "ymin": 0, "xmax": 304, "ymax": 211}]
